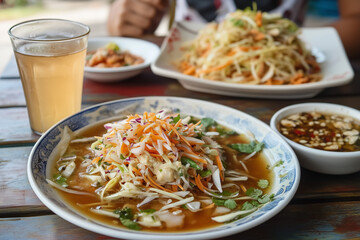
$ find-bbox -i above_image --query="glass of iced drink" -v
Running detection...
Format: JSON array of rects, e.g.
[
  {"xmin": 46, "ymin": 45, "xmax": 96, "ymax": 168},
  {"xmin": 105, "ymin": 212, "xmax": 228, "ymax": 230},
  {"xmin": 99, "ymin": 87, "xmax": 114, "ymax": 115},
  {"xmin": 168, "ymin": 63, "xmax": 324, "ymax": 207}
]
[{"xmin": 8, "ymin": 19, "xmax": 90, "ymax": 135}]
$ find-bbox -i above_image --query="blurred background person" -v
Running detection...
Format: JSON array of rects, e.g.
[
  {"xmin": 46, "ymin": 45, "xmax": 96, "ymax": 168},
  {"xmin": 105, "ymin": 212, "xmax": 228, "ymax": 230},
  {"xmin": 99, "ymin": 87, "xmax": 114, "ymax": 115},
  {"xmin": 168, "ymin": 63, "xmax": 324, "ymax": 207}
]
[
  {"xmin": 107, "ymin": 0, "xmax": 359, "ymax": 59},
  {"xmin": 107, "ymin": 0, "xmax": 307, "ymax": 36}
]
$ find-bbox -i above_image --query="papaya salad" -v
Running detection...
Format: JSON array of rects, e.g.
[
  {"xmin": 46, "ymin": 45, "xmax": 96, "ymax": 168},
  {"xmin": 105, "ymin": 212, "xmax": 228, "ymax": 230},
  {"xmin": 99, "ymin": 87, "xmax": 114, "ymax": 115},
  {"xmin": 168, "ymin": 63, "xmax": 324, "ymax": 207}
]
[
  {"xmin": 178, "ymin": 8, "xmax": 321, "ymax": 85},
  {"xmin": 48, "ymin": 110, "xmax": 274, "ymax": 231}
]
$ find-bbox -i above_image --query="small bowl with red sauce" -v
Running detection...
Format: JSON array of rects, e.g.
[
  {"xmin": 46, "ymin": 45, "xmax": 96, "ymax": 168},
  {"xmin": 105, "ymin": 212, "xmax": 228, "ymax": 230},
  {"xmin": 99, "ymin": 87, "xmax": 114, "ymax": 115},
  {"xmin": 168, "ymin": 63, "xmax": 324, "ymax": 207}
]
[{"xmin": 270, "ymin": 103, "xmax": 360, "ymax": 175}]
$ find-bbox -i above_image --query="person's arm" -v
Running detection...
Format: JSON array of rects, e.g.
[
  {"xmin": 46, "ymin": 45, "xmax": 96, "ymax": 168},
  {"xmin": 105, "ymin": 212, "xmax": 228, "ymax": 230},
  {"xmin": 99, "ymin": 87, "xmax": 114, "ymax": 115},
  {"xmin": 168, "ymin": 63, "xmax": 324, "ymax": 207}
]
[
  {"xmin": 107, "ymin": 0, "xmax": 168, "ymax": 37},
  {"xmin": 332, "ymin": 0, "xmax": 360, "ymax": 59}
]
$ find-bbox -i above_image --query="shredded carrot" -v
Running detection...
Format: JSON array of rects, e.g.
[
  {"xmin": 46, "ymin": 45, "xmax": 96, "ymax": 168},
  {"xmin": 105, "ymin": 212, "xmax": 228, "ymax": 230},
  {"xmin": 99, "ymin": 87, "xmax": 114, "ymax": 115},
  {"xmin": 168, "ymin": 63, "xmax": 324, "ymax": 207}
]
[
  {"xmin": 91, "ymin": 156, "xmax": 101, "ymax": 164},
  {"xmin": 255, "ymin": 11, "xmax": 262, "ymax": 27},
  {"xmin": 194, "ymin": 174, "xmax": 205, "ymax": 192},
  {"xmin": 183, "ymin": 66, "xmax": 196, "ymax": 75},
  {"xmin": 197, "ymin": 60, "xmax": 233, "ymax": 74},
  {"xmin": 132, "ymin": 167, "xmax": 141, "ymax": 176},
  {"xmin": 106, "ymin": 165, "xmax": 116, "ymax": 171},
  {"xmin": 202, "ymin": 203, "xmax": 215, "ymax": 210},
  {"xmin": 177, "ymin": 184, "xmax": 185, "ymax": 191},
  {"xmin": 188, "ymin": 120, "xmax": 202, "ymax": 132},
  {"xmin": 120, "ymin": 143, "xmax": 128, "ymax": 155},
  {"xmin": 215, "ymin": 155, "xmax": 224, "ymax": 181}
]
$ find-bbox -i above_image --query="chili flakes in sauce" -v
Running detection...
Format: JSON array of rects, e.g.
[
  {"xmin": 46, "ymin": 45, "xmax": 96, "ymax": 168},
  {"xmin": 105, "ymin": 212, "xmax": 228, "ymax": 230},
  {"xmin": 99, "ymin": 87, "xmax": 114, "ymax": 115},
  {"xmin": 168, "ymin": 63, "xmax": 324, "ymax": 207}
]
[{"xmin": 279, "ymin": 112, "xmax": 360, "ymax": 152}]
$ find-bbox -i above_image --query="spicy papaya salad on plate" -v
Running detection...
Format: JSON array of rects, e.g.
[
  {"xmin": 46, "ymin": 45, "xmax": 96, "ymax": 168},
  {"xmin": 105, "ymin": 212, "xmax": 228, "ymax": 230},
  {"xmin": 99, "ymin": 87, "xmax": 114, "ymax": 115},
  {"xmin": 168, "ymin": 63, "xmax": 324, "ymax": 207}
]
[
  {"xmin": 48, "ymin": 109, "xmax": 273, "ymax": 231},
  {"xmin": 177, "ymin": 8, "xmax": 321, "ymax": 85}
]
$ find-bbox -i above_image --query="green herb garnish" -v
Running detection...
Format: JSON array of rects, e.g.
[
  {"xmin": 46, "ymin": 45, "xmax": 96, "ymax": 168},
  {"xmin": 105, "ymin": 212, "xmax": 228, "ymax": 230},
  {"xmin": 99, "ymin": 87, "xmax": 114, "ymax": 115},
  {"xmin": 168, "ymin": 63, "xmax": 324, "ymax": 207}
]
[
  {"xmin": 181, "ymin": 157, "xmax": 201, "ymax": 170},
  {"xmin": 212, "ymin": 198, "xmax": 237, "ymax": 209},
  {"xmin": 120, "ymin": 218, "xmax": 141, "ymax": 230},
  {"xmin": 198, "ymin": 169, "xmax": 212, "ymax": 178},
  {"xmin": 257, "ymin": 179, "xmax": 269, "ymax": 189},
  {"xmin": 201, "ymin": 117, "xmax": 216, "ymax": 131},
  {"xmin": 53, "ymin": 174, "xmax": 68, "ymax": 187},
  {"xmin": 170, "ymin": 114, "xmax": 181, "ymax": 124},
  {"xmin": 140, "ymin": 209, "xmax": 156, "ymax": 214},
  {"xmin": 246, "ymin": 188, "xmax": 263, "ymax": 199},
  {"xmin": 224, "ymin": 199, "xmax": 237, "ymax": 209},
  {"xmin": 114, "ymin": 207, "xmax": 141, "ymax": 230},
  {"xmin": 229, "ymin": 141, "xmax": 264, "ymax": 154}
]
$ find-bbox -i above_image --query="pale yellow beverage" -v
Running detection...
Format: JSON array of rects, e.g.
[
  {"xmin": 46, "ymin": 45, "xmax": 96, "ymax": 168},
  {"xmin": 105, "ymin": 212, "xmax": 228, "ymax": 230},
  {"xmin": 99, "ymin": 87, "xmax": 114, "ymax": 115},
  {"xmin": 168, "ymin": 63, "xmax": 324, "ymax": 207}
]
[
  {"xmin": 9, "ymin": 19, "xmax": 90, "ymax": 134},
  {"xmin": 15, "ymin": 48, "xmax": 86, "ymax": 133}
]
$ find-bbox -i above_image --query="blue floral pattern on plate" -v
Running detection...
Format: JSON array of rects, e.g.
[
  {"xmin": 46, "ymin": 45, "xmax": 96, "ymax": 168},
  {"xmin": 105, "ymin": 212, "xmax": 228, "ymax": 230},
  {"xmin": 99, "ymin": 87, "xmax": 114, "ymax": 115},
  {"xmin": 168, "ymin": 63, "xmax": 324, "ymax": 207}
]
[{"xmin": 28, "ymin": 97, "xmax": 300, "ymax": 240}]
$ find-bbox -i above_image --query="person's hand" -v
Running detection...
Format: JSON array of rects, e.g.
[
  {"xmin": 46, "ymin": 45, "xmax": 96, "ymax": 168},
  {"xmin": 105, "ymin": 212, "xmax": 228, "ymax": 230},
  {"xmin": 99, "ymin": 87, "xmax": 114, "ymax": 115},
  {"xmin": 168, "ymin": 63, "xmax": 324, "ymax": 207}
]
[{"xmin": 107, "ymin": 0, "xmax": 168, "ymax": 37}]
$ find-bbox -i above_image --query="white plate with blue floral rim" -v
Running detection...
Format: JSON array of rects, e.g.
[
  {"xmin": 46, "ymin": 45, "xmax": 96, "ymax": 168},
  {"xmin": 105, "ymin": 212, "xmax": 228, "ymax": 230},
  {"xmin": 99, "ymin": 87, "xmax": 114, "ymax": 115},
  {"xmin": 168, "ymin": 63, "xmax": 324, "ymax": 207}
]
[{"xmin": 27, "ymin": 96, "xmax": 300, "ymax": 240}]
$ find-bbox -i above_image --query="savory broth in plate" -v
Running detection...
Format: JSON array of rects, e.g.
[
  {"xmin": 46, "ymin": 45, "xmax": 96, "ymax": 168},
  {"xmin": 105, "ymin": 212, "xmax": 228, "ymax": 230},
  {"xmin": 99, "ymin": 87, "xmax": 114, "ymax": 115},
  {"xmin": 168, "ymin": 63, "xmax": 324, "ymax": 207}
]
[{"xmin": 49, "ymin": 111, "xmax": 274, "ymax": 232}]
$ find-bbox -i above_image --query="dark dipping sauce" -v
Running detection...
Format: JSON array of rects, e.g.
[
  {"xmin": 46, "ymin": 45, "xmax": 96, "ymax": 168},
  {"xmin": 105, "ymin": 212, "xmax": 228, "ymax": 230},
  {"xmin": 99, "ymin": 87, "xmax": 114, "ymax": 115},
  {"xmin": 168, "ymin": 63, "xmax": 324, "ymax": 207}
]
[
  {"xmin": 278, "ymin": 112, "xmax": 360, "ymax": 152},
  {"xmin": 51, "ymin": 118, "xmax": 273, "ymax": 232}
]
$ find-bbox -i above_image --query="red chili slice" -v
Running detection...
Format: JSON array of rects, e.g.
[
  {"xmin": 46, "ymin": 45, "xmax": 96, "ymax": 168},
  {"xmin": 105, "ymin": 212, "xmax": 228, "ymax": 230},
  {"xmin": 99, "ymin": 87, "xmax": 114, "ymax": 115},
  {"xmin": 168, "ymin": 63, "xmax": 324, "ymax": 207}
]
[{"xmin": 293, "ymin": 129, "xmax": 305, "ymax": 136}]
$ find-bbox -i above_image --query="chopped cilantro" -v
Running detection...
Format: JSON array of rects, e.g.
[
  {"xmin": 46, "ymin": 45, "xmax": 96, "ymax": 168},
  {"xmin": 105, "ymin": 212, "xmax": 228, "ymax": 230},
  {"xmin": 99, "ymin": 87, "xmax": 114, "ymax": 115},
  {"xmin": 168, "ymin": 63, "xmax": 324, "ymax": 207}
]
[
  {"xmin": 181, "ymin": 157, "xmax": 201, "ymax": 170},
  {"xmin": 114, "ymin": 207, "xmax": 141, "ymax": 230},
  {"xmin": 120, "ymin": 218, "xmax": 141, "ymax": 230},
  {"xmin": 228, "ymin": 141, "xmax": 264, "ymax": 154},
  {"xmin": 114, "ymin": 207, "xmax": 133, "ymax": 219},
  {"xmin": 241, "ymin": 201, "xmax": 255, "ymax": 210},
  {"xmin": 246, "ymin": 188, "xmax": 263, "ymax": 199},
  {"xmin": 258, "ymin": 194, "xmax": 274, "ymax": 204},
  {"xmin": 224, "ymin": 199, "xmax": 237, "ymax": 209},
  {"xmin": 257, "ymin": 179, "xmax": 269, "ymax": 189},
  {"xmin": 201, "ymin": 117, "xmax": 216, "ymax": 131},
  {"xmin": 170, "ymin": 114, "xmax": 181, "ymax": 124},
  {"xmin": 213, "ymin": 198, "xmax": 237, "ymax": 210}
]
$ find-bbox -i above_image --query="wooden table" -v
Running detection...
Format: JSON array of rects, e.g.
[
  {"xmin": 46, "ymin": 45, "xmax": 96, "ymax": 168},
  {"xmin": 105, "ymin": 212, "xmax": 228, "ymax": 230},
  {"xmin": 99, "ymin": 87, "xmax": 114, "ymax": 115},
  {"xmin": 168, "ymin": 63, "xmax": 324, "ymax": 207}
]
[{"xmin": 0, "ymin": 36, "xmax": 359, "ymax": 240}]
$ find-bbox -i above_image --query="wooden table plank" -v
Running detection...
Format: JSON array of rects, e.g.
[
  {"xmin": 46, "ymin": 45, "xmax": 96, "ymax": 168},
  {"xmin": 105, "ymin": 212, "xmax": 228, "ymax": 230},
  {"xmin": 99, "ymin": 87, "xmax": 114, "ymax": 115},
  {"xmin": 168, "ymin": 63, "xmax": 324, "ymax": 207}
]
[
  {"xmin": 0, "ymin": 201, "xmax": 359, "ymax": 240},
  {"xmin": 0, "ymin": 80, "xmax": 25, "ymax": 107},
  {"xmin": 0, "ymin": 146, "xmax": 43, "ymax": 210},
  {"xmin": 0, "ymin": 108, "xmax": 39, "ymax": 145},
  {"xmin": 1, "ymin": 146, "xmax": 359, "ymax": 212}
]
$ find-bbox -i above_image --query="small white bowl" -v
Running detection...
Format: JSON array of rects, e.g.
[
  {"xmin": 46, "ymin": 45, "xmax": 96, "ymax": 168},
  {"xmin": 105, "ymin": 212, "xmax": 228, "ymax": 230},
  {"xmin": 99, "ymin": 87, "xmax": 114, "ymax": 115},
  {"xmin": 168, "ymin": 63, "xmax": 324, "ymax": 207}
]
[
  {"xmin": 84, "ymin": 37, "xmax": 160, "ymax": 82},
  {"xmin": 270, "ymin": 103, "xmax": 360, "ymax": 175}
]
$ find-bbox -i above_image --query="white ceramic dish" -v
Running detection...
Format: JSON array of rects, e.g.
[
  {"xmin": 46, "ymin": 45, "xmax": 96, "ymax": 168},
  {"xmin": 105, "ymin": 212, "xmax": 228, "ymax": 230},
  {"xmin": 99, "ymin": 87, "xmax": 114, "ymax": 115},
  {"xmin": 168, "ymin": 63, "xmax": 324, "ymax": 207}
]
[
  {"xmin": 28, "ymin": 97, "xmax": 300, "ymax": 239},
  {"xmin": 85, "ymin": 37, "xmax": 160, "ymax": 82},
  {"xmin": 151, "ymin": 21, "xmax": 354, "ymax": 99},
  {"xmin": 270, "ymin": 102, "xmax": 360, "ymax": 175}
]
